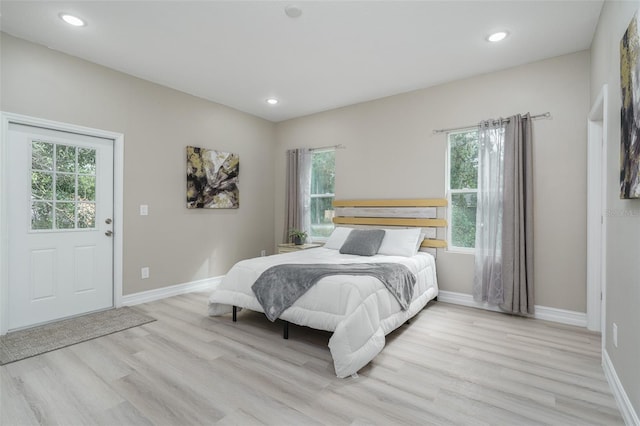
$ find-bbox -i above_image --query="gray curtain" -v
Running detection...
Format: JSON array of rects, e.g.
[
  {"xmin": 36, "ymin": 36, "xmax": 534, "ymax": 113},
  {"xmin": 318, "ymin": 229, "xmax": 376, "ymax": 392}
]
[
  {"xmin": 283, "ymin": 148, "xmax": 311, "ymax": 243},
  {"xmin": 501, "ymin": 114, "xmax": 534, "ymax": 315},
  {"xmin": 473, "ymin": 113, "xmax": 534, "ymax": 315}
]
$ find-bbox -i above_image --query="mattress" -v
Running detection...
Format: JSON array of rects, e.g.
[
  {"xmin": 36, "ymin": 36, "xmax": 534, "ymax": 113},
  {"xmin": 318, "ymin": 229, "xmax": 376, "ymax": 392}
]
[{"xmin": 208, "ymin": 247, "xmax": 438, "ymax": 377}]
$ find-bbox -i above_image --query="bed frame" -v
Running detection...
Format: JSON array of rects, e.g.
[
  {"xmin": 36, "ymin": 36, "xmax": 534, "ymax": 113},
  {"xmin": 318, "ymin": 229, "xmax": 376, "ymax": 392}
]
[{"xmin": 233, "ymin": 198, "xmax": 448, "ymax": 339}]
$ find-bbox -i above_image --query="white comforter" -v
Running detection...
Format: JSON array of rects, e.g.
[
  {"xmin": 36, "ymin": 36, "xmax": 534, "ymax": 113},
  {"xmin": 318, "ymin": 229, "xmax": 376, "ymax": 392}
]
[{"xmin": 208, "ymin": 247, "xmax": 438, "ymax": 378}]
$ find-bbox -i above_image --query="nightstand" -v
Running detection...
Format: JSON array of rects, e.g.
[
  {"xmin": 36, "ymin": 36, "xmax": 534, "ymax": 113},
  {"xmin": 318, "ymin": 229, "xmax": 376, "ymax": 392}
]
[{"xmin": 277, "ymin": 243, "xmax": 323, "ymax": 254}]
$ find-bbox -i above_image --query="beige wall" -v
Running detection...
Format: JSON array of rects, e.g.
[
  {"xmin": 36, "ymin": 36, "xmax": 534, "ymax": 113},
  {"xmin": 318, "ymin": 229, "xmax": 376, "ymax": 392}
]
[
  {"xmin": 1, "ymin": 34, "xmax": 277, "ymax": 295},
  {"xmin": 591, "ymin": 1, "xmax": 640, "ymax": 417},
  {"xmin": 275, "ymin": 51, "xmax": 591, "ymax": 312}
]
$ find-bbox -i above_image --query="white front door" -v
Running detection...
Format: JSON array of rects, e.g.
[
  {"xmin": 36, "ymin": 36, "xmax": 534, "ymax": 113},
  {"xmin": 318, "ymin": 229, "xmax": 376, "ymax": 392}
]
[{"xmin": 7, "ymin": 123, "xmax": 114, "ymax": 331}]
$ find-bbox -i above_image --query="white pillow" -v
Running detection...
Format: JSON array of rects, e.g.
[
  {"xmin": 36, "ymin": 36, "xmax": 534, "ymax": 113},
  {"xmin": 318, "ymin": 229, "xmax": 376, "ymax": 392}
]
[
  {"xmin": 377, "ymin": 228, "xmax": 423, "ymax": 257},
  {"xmin": 323, "ymin": 227, "xmax": 353, "ymax": 250}
]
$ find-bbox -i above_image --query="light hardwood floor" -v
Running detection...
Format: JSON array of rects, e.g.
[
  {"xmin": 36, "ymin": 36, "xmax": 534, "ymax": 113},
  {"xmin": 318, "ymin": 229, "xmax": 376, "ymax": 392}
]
[{"xmin": 1, "ymin": 292, "xmax": 624, "ymax": 425}]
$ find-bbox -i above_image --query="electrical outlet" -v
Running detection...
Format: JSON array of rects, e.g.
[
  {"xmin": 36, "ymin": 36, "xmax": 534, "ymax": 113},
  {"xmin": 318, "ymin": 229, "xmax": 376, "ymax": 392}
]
[
  {"xmin": 141, "ymin": 267, "xmax": 149, "ymax": 279},
  {"xmin": 261, "ymin": 250, "xmax": 266, "ymax": 257},
  {"xmin": 613, "ymin": 323, "xmax": 618, "ymax": 348},
  {"xmin": 140, "ymin": 204, "xmax": 149, "ymax": 216}
]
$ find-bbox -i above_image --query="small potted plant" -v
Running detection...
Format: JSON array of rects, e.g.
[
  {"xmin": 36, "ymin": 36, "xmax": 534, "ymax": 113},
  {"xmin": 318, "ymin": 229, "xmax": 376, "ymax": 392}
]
[{"xmin": 288, "ymin": 228, "xmax": 308, "ymax": 245}]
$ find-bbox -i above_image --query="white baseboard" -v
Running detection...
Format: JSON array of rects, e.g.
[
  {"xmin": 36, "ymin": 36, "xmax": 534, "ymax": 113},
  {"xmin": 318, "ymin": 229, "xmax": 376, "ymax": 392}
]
[
  {"xmin": 534, "ymin": 304, "xmax": 587, "ymax": 327},
  {"xmin": 437, "ymin": 290, "xmax": 587, "ymax": 327},
  {"xmin": 121, "ymin": 276, "xmax": 223, "ymax": 307},
  {"xmin": 603, "ymin": 349, "xmax": 640, "ymax": 426}
]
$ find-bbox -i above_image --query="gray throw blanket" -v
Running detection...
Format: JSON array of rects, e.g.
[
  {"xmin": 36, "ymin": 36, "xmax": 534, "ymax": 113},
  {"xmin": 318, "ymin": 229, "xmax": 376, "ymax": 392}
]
[{"xmin": 251, "ymin": 263, "xmax": 416, "ymax": 322}]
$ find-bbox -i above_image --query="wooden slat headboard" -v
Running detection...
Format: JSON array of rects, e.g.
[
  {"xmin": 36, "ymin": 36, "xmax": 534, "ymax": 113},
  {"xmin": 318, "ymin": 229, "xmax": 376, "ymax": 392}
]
[{"xmin": 332, "ymin": 199, "xmax": 448, "ymax": 250}]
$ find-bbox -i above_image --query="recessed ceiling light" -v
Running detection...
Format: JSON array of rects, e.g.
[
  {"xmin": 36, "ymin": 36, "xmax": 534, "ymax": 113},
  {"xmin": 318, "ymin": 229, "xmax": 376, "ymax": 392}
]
[
  {"xmin": 487, "ymin": 31, "xmax": 508, "ymax": 42},
  {"xmin": 285, "ymin": 5, "xmax": 302, "ymax": 18},
  {"xmin": 60, "ymin": 13, "xmax": 86, "ymax": 27},
  {"xmin": 266, "ymin": 98, "xmax": 279, "ymax": 105}
]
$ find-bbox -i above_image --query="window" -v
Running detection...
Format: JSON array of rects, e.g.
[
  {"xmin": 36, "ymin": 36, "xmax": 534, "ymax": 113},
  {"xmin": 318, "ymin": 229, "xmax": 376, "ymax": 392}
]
[
  {"xmin": 447, "ymin": 130, "xmax": 479, "ymax": 250},
  {"xmin": 310, "ymin": 149, "xmax": 335, "ymax": 240},
  {"xmin": 31, "ymin": 140, "xmax": 97, "ymax": 231}
]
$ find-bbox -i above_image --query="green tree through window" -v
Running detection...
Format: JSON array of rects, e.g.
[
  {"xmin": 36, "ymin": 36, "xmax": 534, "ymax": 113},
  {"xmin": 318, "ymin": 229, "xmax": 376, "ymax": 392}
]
[
  {"xmin": 448, "ymin": 131, "xmax": 479, "ymax": 249},
  {"xmin": 310, "ymin": 149, "xmax": 335, "ymax": 239}
]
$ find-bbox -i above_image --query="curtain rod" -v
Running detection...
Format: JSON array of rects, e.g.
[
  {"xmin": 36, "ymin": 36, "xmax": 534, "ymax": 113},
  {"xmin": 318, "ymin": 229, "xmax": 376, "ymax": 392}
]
[
  {"xmin": 310, "ymin": 143, "xmax": 346, "ymax": 152},
  {"xmin": 432, "ymin": 112, "xmax": 551, "ymax": 134},
  {"xmin": 286, "ymin": 144, "xmax": 346, "ymax": 155}
]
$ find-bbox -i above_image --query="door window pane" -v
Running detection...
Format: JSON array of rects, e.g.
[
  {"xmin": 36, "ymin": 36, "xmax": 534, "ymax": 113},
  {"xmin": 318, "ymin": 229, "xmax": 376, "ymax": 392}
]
[
  {"xmin": 55, "ymin": 202, "xmax": 76, "ymax": 229},
  {"xmin": 56, "ymin": 145, "xmax": 76, "ymax": 173},
  {"xmin": 78, "ymin": 148, "xmax": 96, "ymax": 174},
  {"xmin": 77, "ymin": 202, "xmax": 96, "ymax": 228},
  {"xmin": 77, "ymin": 175, "xmax": 96, "ymax": 201},
  {"xmin": 31, "ymin": 202, "xmax": 53, "ymax": 230},
  {"xmin": 32, "ymin": 141, "xmax": 54, "ymax": 171},
  {"xmin": 31, "ymin": 171, "xmax": 53, "ymax": 200},
  {"xmin": 55, "ymin": 174, "xmax": 76, "ymax": 201}
]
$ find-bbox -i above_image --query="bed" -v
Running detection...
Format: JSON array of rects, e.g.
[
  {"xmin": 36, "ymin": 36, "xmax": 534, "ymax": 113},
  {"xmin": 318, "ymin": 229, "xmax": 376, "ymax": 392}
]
[{"xmin": 208, "ymin": 198, "xmax": 447, "ymax": 378}]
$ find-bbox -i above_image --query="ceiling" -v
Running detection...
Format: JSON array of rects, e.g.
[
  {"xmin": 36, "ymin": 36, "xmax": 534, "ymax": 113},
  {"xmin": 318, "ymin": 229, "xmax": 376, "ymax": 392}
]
[{"xmin": 0, "ymin": 1, "xmax": 603, "ymax": 122}]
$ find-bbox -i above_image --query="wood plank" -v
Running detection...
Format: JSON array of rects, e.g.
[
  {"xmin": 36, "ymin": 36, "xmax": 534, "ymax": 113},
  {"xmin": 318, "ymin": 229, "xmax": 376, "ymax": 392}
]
[
  {"xmin": 421, "ymin": 239, "xmax": 448, "ymax": 248},
  {"xmin": 333, "ymin": 198, "xmax": 447, "ymax": 207},
  {"xmin": 334, "ymin": 207, "xmax": 437, "ymax": 219},
  {"xmin": 333, "ymin": 217, "xmax": 447, "ymax": 227}
]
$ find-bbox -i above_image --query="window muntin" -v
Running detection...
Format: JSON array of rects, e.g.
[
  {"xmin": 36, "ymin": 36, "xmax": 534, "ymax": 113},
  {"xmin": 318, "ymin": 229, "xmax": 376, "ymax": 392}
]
[
  {"xmin": 30, "ymin": 140, "xmax": 97, "ymax": 231},
  {"xmin": 310, "ymin": 149, "xmax": 335, "ymax": 239},
  {"xmin": 447, "ymin": 130, "xmax": 479, "ymax": 250}
]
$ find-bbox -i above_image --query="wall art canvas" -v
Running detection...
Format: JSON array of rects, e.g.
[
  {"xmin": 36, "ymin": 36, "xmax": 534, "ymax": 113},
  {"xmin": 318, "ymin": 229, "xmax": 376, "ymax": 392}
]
[
  {"xmin": 620, "ymin": 10, "xmax": 640, "ymax": 199},
  {"xmin": 187, "ymin": 146, "xmax": 239, "ymax": 208}
]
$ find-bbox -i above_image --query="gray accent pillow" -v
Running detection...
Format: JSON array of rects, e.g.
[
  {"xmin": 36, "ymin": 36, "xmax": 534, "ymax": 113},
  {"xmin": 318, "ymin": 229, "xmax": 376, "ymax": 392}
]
[{"xmin": 339, "ymin": 229, "xmax": 386, "ymax": 256}]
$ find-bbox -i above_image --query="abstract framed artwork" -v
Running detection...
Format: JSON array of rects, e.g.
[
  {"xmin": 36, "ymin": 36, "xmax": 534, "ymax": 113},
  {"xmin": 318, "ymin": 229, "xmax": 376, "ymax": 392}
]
[
  {"xmin": 187, "ymin": 146, "xmax": 239, "ymax": 208},
  {"xmin": 620, "ymin": 10, "xmax": 640, "ymax": 199}
]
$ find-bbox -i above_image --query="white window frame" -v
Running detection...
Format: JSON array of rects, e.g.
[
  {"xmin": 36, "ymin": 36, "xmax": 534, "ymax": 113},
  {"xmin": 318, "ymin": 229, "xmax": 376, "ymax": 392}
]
[{"xmin": 446, "ymin": 129, "xmax": 478, "ymax": 254}]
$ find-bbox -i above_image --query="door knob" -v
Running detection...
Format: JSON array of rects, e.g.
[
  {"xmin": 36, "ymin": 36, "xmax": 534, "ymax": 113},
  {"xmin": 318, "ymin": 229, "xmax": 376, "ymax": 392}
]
[
  {"xmin": 105, "ymin": 218, "xmax": 112, "ymax": 224},
  {"xmin": 105, "ymin": 230, "xmax": 113, "ymax": 237}
]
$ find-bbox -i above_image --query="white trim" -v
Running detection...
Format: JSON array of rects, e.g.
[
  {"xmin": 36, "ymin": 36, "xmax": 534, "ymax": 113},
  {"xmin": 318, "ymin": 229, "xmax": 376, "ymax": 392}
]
[
  {"xmin": 603, "ymin": 349, "xmax": 640, "ymax": 426},
  {"xmin": 0, "ymin": 118, "xmax": 8, "ymax": 335},
  {"xmin": 437, "ymin": 290, "xmax": 587, "ymax": 327},
  {"xmin": 533, "ymin": 305, "xmax": 588, "ymax": 327},
  {"xmin": 122, "ymin": 276, "xmax": 223, "ymax": 306},
  {"xmin": 113, "ymin": 134, "xmax": 124, "ymax": 308},
  {"xmin": 0, "ymin": 112, "xmax": 124, "ymax": 335},
  {"xmin": 587, "ymin": 84, "xmax": 608, "ymax": 333}
]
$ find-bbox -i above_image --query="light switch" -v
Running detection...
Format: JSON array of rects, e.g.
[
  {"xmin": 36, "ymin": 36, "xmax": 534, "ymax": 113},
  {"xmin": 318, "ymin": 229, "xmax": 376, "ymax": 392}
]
[{"xmin": 140, "ymin": 204, "xmax": 148, "ymax": 216}]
